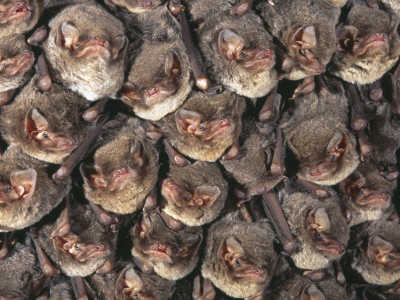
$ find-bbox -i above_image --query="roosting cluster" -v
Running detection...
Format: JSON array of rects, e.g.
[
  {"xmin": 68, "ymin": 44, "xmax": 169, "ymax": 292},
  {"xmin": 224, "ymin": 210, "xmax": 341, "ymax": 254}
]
[{"xmin": 1, "ymin": 0, "xmax": 400, "ymax": 299}]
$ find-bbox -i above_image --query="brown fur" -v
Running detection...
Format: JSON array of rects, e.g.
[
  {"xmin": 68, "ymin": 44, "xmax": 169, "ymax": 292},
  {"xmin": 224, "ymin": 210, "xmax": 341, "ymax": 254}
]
[
  {"xmin": 82, "ymin": 115, "xmax": 159, "ymax": 215},
  {"xmin": 43, "ymin": 3, "xmax": 126, "ymax": 100},
  {"xmin": 280, "ymin": 77, "xmax": 359, "ymax": 185},
  {"xmin": 130, "ymin": 212, "xmax": 203, "ymax": 280},
  {"xmin": 161, "ymin": 161, "xmax": 228, "ymax": 226},
  {"xmin": 345, "ymin": 220, "xmax": 400, "ymax": 285},
  {"xmin": 329, "ymin": 0, "xmax": 400, "ymax": 84},
  {"xmin": 0, "ymin": 76, "xmax": 92, "ymax": 164},
  {"xmin": 37, "ymin": 199, "xmax": 114, "ymax": 277},
  {"xmin": 155, "ymin": 90, "xmax": 246, "ymax": 162},
  {"xmin": 281, "ymin": 184, "xmax": 350, "ymax": 270},
  {"xmin": 201, "ymin": 211, "xmax": 281, "ymax": 299},
  {"xmin": 195, "ymin": 2, "xmax": 278, "ymax": 98},
  {"xmin": 257, "ymin": 0, "xmax": 342, "ymax": 80},
  {"xmin": 47, "ymin": 277, "xmax": 75, "ymax": 300},
  {"xmin": 0, "ymin": 35, "xmax": 34, "ymax": 93}
]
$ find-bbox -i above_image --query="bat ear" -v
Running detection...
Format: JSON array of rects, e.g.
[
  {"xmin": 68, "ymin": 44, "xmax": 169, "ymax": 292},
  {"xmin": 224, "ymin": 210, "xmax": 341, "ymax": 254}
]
[
  {"xmin": 326, "ymin": 132, "xmax": 346, "ymax": 155},
  {"xmin": 220, "ymin": 236, "xmax": 244, "ymax": 262},
  {"xmin": 300, "ymin": 284, "xmax": 326, "ymax": 300},
  {"xmin": 218, "ymin": 29, "xmax": 245, "ymax": 60},
  {"xmin": 291, "ymin": 25, "xmax": 317, "ymax": 49},
  {"xmin": 340, "ymin": 172, "xmax": 366, "ymax": 194},
  {"xmin": 80, "ymin": 163, "xmax": 107, "ymax": 190},
  {"xmin": 57, "ymin": 22, "xmax": 80, "ymax": 49},
  {"xmin": 175, "ymin": 108, "xmax": 202, "ymax": 134},
  {"xmin": 120, "ymin": 82, "xmax": 141, "ymax": 101},
  {"xmin": 230, "ymin": 0, "xmax": 251, "ymax": 16},
  {"xmin": 9, "ymin": 168, "xmax": 37, "ymax": 202},
  {"xmin": 112, "ymin": 34, "xmax": 128, "ymax": 60},
  {"xmin": 135, "ymin": 213, "xmax": 152, "ymax": 240},
  {"xmin": 193, "ymin": 185, "xmax": 221, "ymax": 207},
  {"xmin": 307, "ymin": 207, "xmax": 331, "ymax": 232},
  {"xmin": 25, "ymin": 108, "xmax": 49, "ymax": 137},
  {"xmin": 164, "ymin": 50, "xmax": 182, "ymax": 79},
  {"xmin": 368, "ymin": 235, "xmax": 393, "ymax": 261},
  {"xmin": 117, "ymin": 267, "xmax": 143, "ymax": 294},
  {"xmin": 336, "ymin": 25, "xmax": 358, "ymax": 51},
  {"xmin": 177, "ymin": 232, "xmax": 203, "ymax": 258}
]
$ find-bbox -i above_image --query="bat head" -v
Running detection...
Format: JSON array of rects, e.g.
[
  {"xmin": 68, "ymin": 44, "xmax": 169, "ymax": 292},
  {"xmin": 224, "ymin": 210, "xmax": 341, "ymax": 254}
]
[
  {"xmin": 108, "ymin": 0, "xmax": 166, "ymax": 13},
  {"xmin": 0, "ymin": 168, "xmax": 36, "ymax": 205}
]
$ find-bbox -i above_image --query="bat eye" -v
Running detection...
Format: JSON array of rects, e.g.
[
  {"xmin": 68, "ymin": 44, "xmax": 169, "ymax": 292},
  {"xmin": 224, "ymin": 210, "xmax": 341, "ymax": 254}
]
[
  {"xmin": 329, "ymin": 155, "xmax": 336, "ymax": 161},
  {"xmin": 1, "ymin": 62, "xmax": 7, "ymax": 68},
  {"xmin": 387, "ymin": 254, "xmax": 394, "ymax": 260},
  {"xmin": 315, "ymin": 232, "xmax": 322, "ymax": 240},
  {"xmin": 198, "ymin": 125, "xmax": 205, "ymax": 131},
  {"xmin": 300, "ymin": 49, "xmax": 308, "ymax": 56},
  {"xmin": 358, "ymin": 189, "xmax": 363, "ymax": 195},
  {"xmin": 3, "ymin": 186, "xmax": 11, "ymax": 193},
  {"xmin": 134, "ymin": 294, "xmax": 140, "ymax": 299},
  {"xmin": 74, "ymin": 244, "xmax": 80, "ymax": 250},
  {"xmin": 42, "ymin": 132, "xmax": 50, "ymax": 139},
  {"xmin": 235, "ymin": 259, "xmax": 241, "ymax": 266},
  {"xmin": 239, "ymin": 51, "xmax": 246, "ymax": 58}
]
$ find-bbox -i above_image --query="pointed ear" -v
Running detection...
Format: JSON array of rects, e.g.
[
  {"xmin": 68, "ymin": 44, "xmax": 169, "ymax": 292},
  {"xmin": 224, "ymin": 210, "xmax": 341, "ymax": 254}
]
[
  {"xmin": 175, "ymin": 109, "xmax": 202, "ymax": 134},
  {"xmin": 300, "ymin": 284, "xmax": 326, "ymax": 300},
  {"xmin": 307, "ymin": 207, "xmax": 330, "ymax": 232},
  {"xmin": 327, "ymin": 132, "xmax": 347, "ymax": 154},
  {"xmin": 164, "ymin": 50, "xmax": 181, "ymax": 79},
  {"xmin": 25, "ymin": 108, "xmax": 48, "ymax": 137},
  {"xmin": 117, "ymin": 267, "xmax": 143, "ymax": 294},
  {"xmin": 336, "ymin": 25, "xmax": 358, "ymax": 51},
  {"xmin": 57, "ymin": 22, "xmax": 80, "ymax": 48},
  {"xmin": 176, "ymin": 232, "xmax": 203, "ymax": 258},
  {"xmin": 130, "ymin": 138, "xmax": 147, "ymax": 169},
  {"xmin": 291, "ymin": 25, "xmax": 317, "ymax": 49},
  {"xmin": 112, "ymin": 34, "xmax": 128, "ymax": 60},
  {"xmin": 79, "ymin": 163, "xmax": 107, "ymax": 190},
  {"xmin": 368, "ymin": 236, "xmax": 393, "ymax": 261},
  {"xmin": 135, "ymin": 213, "xmax": 152, "ymax": 240},
  {"xmin": 218, "ymin": 29, "xmax": 245, "ymax": 60},
  {"xmin": 193, "ymin": 185, "xmax": 221, "ymax": 207},
  {"xmin": 230, "ymin": 0, "xmax": 251, "ymax": 16},
  {"xmin": 120, "ymin": 82, "xmax": 141, "ymax": 101},
  {"xmin": 10, "ymin": 168, "xmax": 37, "ymax": 202},
  {"xmin": 220, "ymin": 236, "xmax": 243, "ymax": 262},
  {"xmin": 340, "ymin": 172, "xmax": 366, "ymax": 194}
]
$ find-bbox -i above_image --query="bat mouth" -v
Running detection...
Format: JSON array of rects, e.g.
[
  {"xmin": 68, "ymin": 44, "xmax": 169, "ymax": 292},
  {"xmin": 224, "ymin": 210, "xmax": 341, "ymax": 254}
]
[
  {"xmin": 242, "ymin": 49, "xmax": 275, "ymax": 70},
  {"xmin": 144, "ymin": 243, "xmax": 173, "ymax": 263},
  {"xmin": 354, "ymin": 192, "xmax": 390, "ymax": 208},
  {"xmin": 3, "ymin": 51, "xmax": 34, "ymax": 76},
  {"xmin": 0, "ymin": 1, "xmax": 32, "ymax": 25},
  {"xmin": 202, "ymin": 118, "xmax": 234, "ymax": 141},
  {"xmin": 141, "ymin": 0, "xmax": 153, "ymax": 8},
  {"xmin": 238, "ymin": 269, "xmax": 266, "ymax": 281},
  {"xmin": 142, "ymin": 83, "xmax": 177, "ymax": 105},
  {"xmin": 300, "ymin": 60, "xmax": 325, "ymax": 75},
  {"xmin": 76, "ymin": 38, "xmax": 111, "ymax": 61},
  {"xmin": 303, "ymin": 166, "xmax": 330, "ymax": 180},
  {"xmin": 316, "ymin": 242, "xmax": 345, "ymax": 258},
  {"xmin": 355, "ymin": 33, "xmax": 389, "ymax": 56},
  {"xmin": 46, "ymin": 136, "xmax": 76, "ymax": 152}
]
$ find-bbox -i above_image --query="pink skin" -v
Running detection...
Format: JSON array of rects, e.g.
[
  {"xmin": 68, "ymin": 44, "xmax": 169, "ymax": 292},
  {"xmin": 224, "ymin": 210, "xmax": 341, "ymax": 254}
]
[
  {"xmin": 353, "ymin": 33, "xmax": 389, "ymax": 56},
  {"xmin": 0, "ymin": 51, "xmax": 34, "ymax": 77},
  {"xmin": 0, "ymin": 1, "xmax": 31, "ymax": 25}
]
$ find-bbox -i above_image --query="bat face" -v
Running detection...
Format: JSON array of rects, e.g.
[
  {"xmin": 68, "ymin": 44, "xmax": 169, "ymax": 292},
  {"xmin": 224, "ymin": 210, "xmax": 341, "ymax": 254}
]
[
  {"xmin": 367, "ymin": 236, "xmax": 400, "ymax": 271},
  {"xmin": 330, "ymin": 1, "xmax": 400, "ymax": 84},
  {"xmin": 44, "ymin": 4, "xmax": 127, "ymax": 100},
  {"xmin": 0, "ymin": 0, "xmax": 43, "ymax": 36},
  {"xmin": 161, "ymin": 161, "xmax": 228, "ymax": 226},
  {"xmin": 305, "ymin": 207, "xmax": 345, "ymax": 259},
  {"xmin": 0, "ymin": 35, "xmax": 34, "ymax": 94},
  {"xmin": 109, "ymin": 0, "xmax": 166, "ymax": 13},
  {"xmin": 81, "ymin": 118, "xmax": 159, "ymax": 215},
  {"xmin": 157, "ymin": 91, "xmax": 245, "ymax": 162},
  {"xmin": 0, "ymin": 168, "xmax": 36, "ymax": 205},
  {"xmin": 198, "ymin": 10, "xmax": 278, "ymax": 98},
  {"xmin": 131, "ymin": 212, "xmax": 203, "ymax": 280},
  {"xmin": 121, "ymin": 41, "xmax": 192, "ymax": 121}
]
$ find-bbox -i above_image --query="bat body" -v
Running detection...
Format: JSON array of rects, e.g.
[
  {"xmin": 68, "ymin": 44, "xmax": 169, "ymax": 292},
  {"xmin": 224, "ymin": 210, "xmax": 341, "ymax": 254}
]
[
  {"xmin": 130, "ymin": 212, "xmax": 203, "ymax": 280},
  {"xmin": 193, "ymin": 0, "xmax": 278, "ymax": 98},
  {"xmin": 257, "ymin": 0, "xmax": 344, "ymax": 80},
  {"xmin": 84, "ymin": 260, "xmax": 175, "ymax": 299},
  {"xmin": 281, "ymin": 180, "xmax": 349, "ymax": 270},
  {"xmin": 201, "ymin": 211, "xmax": 281, "ymax": 299},
  {"xmin": 155, "ymin": 90, "xmax": 245, "ymax": 162},
  {"xmin": 280, "ymin": 77, "xmax": 359, "ymax": 185},
  {"xmin": 0, "ymin": 234, "xmax": 47, "ymax": 298},
  {"xmin": 0, "ymin": 76, "xmax": 92, "ymax": 164},
  {"xmin": 0, "ymin": 35, "xmax": 34, "ymax": 96},
  {"xmin": 36, "ymin": 198, "xmax": 113, "ymax": 277},
  {"xmin": 0, "ymin": 0, "xmax": 48, "ymax": 37},
  {"xmin": 161, "ymin": 161, "xmax": 228, "ymax": 226},
  {"xmin": 343, "ymin": 220, "xmax": 400, "ymax": 285},
  {"xmin": 329, "ymin": 0, "xmax": 400, "ymax": 84},
  {"xmin": 81, "ymin": 115, "xmax": 159, "ymax": 215},
  {"xmin": 0, "ymin": 146, "xmax": 70, "ymax": 232},
  {"xmin": 43, "ymin": 3, "xmax": 127, "ymax": 100}
]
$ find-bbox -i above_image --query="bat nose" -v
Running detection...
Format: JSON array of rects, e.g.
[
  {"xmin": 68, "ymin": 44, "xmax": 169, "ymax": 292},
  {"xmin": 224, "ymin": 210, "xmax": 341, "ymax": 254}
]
[
  {"xmin": 141, "ymin": 0, "xmax": 153, "ymax": 8},
  {"xmin": 310, "ymin": 167, "xmax": 321, "ymax": 177}
]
